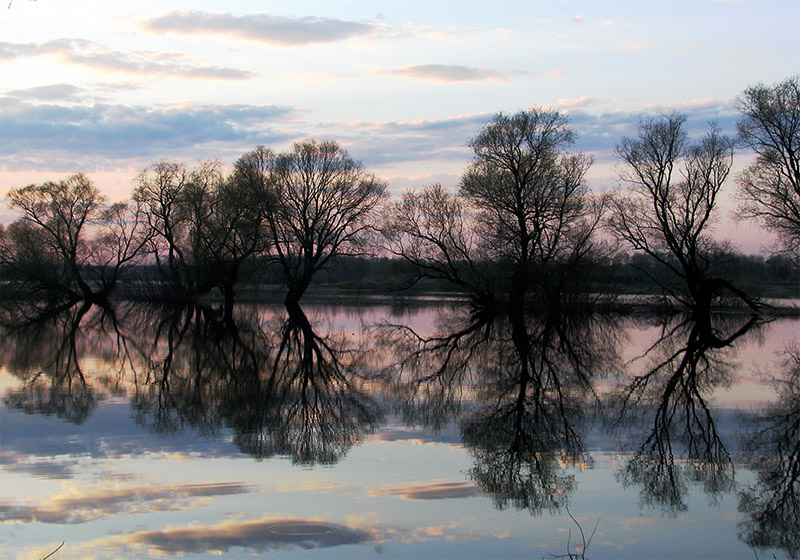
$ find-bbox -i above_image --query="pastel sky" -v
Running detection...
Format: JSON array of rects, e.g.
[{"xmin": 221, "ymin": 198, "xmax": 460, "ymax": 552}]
[{"xmin": 1, "ymin": 0, "xmax": 797, "ymax": 250}]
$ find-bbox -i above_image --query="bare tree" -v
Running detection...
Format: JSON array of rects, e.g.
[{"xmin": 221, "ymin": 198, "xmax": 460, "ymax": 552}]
[
  {"xmin": 236, "ymin": 141, "xmax": 387, "ymax": 305},
  {"xmin": 736, "ymin": 76, "xmax": 800, "ymax": 259},
  {"xmin": 3, "ymin": 173, "xmax": 149, "ymax": 303},
  {"xmin": 460, "ymin": 109, "xmax": 600, "ymax": 309},
  {"xmin": 134, "ymin": 160, "xmax": 267, "ymax": 315},
  {"xmin": 380, "ymin": 184, "xmax": 497, "ymax": 305},
  {"xmin": 134, "ymin": 161, "xmax": 223, "ymax": 301},
  {"xmin": 608, "ymin": 112, "xmax": 756, "ymax": 312}
]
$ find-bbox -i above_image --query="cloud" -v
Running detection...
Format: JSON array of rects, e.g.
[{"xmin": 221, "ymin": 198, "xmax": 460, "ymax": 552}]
[
  {"xmin": 5, "ymin": 84, "xmax": 84, "ymax": 102},
  {"xmin": 0, "ymin": 41, "xmax": 38, "ymax": 59},
  {"xmin": 327, "ymin": 113, "xmax": 492, "ymax": 167},
  {"xmin": 558, "ymin": 96, "xmax": 591, "ymax": 108},
  {"xmin": 600, "ymin": 18, "xmax": 629, "ymax": 26},
  {"xmin": 0, "ymin": 39, "xmax": 254, "ymax": 80},
  {"xmin": 616, "ymin": 39, "xmax": 652, "ymax": 53},
  {"xmin": 0, "ymin": 482, "xmax": 252, "ymax": 524},
  {"xmin": 386, "ymin": 64, "xmax": 508, "ymax": 83},
  {"xmin": 573, "ymin": 14, "xmax": 586, "ymax": 23},
  {"xmin": 370, "ymin": 481, "xmax": 480, "ymax": 500},
  {"xmin": 110, "ymin": 518, "xmax": 375, "ymax": 555},
  {"xmin": 143, "ymin": 11, "xmax": 377, "ymax": 45},
  {"xmin": 0, "ymin": 98, "xmax": 296, "ymax": 170}
]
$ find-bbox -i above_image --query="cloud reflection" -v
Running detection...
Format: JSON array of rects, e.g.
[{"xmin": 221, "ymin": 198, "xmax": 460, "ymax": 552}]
[
  {"xmin": 0, "ymin": 450, "xmax": 77, "ymax": 480},
  {"xmin": 115, "ymin": 518, "xmax": 375, "ymax": 554},
  {"xmin": 371, "ymin": 481, "xmax": 480, "ymax": 500},
  {"xmin": 0, "ymin": 482, "xmax": 251, "ymax": 524}
]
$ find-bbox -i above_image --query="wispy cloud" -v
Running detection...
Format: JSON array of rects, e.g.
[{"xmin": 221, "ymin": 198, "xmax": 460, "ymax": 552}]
[
  {"xmin": 615, "ymin": 38, "xmax": 653, "ymax": 53},
  {"xmin": 5, "ymin": 84, "xmax": 84, "ymax": 101},
  {"xmin": 385, "ymin": 64, "xmax": 508, "ymax": 83},
  {"xmin": 143, "ymin": 11, "xmax": 378, "ymax": 45},
  {"xmin": 558, "ymin": 95, "xmax": 591, "ymax": 108},
  {"xmin": 600, "ymin": 18, "xmax": 629, "ymax": 26},
  {"xmin": 0, "ymin": 39, "xmax": 254, "ymax": 80}
]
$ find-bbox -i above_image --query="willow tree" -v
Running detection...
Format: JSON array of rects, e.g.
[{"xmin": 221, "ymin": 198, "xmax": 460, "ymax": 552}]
[
  {"xmin": 236, "ymin": 141, "xmax": 387, "ymax": 305},
  {"xmin": 608, "ymin": 112, "xmax": 757, "ymax": 312}
]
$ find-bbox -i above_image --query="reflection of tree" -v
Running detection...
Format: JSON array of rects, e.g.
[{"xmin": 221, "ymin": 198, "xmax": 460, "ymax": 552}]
[
  {"xmin": 230, "ymin": 303, "xmax": 382, "ymax": 464},
  {"xmin": 383, "ymin": 306, "xmax": 619, "ymax": 515},
  {"xmin": 613, "ymin": 313, "xmax": 758, "ymax": 515},
  {"xmin": 131, "ymin": 303, "xmax": 382, "ymax": 466},
  {"xmin": 464, "ymin": 310, "xmax": 617, "ymax": 515},
  {"xmin": 1, "ymin": 302, "xmax": 111, "ymax": 424},
  {"xmin": 738, "ymin": 347, "xmax": 800, "ymax": 559},
  {"xmin": 129, "ymin": 304, "xmax": 261, "ymax": 436}
]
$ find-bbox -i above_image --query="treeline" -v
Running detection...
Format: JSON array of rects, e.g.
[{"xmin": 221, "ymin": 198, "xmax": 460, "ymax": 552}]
[{"xmin": 1, "ymin": 76, "xmax": 798, "ymax": 317}]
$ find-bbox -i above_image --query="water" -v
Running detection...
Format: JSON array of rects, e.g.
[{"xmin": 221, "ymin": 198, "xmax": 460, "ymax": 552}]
[{"xmin": 0, "ymin": 300, "xmax": 797, "ymax": 559}]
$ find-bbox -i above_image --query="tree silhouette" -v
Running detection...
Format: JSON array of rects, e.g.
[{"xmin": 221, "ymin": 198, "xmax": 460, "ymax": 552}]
[
  {"xmin": 2, "ymin": 174, "xmax": 151, "ymax": 303},
  {"xmin": 235, "ymin": 141, "xmax": 387, "ymax": 305},
  {"xmin": 609, "ymin": 112, "xmax": 757, "ymax": 313},
  {"xmin": 736, "ymin": 75, "xmax": 800, "ymax": 260}
]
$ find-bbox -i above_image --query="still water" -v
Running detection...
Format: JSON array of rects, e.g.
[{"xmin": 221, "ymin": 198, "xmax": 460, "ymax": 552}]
[{"xmin": 0, "ymin": 300, "xmax": 797, "ymax": 559}]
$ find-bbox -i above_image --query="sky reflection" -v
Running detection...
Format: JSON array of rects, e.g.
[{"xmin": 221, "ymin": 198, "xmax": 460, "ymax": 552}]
[{"xmin": 0, "ymin": 301, "xmax": 797, "ymax": 559}]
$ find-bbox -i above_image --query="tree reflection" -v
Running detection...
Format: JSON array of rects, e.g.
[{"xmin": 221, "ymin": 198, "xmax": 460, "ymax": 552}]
[
  {"xmin": 229, "ymin": 303, "xmax": 383, "ymax": 464},
  {"xmin": 128, "ymin": 303, "xmax": 264, "ymax": 436},
  {"xmin": 1, "ymin": 302, "xmax": 120, "ymax": 424},
  {"xmin": 463, "ymin": 310, "xmax": 618, "ymax": 514},
  {"xmin": 381, "ymin": 306, "xmax": 620, "ymax": 515},
  {"xmin": 738, "ymin": 347, "xmax": 800, "ymax": 559},
  {"xmin": 612, "ymin": 312, "xmax": 758, "ymax": 515},
  {"xmin": 130, "ymin": 302, "xmax": 382, "ymax": 466}
]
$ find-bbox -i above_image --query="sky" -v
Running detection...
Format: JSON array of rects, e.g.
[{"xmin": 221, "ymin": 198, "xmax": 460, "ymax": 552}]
[{"xmin": 1, "ymin": 0, "xmax": 797, "ymax": 251}]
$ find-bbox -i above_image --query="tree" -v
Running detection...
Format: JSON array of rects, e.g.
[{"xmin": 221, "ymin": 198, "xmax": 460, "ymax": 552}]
[
  {"xmin": 3, "ymin": 173, "xmax": 149, "ymax": 303},
  {"xmin": 134, "ymin": 160, "xmax": 267, "ymax": 316},
  {"xmin": 459, "ymin": 109, "xmax": 600, "ymax": 309},
  {"xmin": 381, "ymin": 109, "xmax": 603, "ymax": 311},
  {"xmin": 236, "ymin": 140, "xmax": 387, "ymax": 305},
  {"xmin": 736, "ymin": 76, "xmax": 800, "ymax": 259},
  {"xmin": 380, "ymin": 184, "xmax": 497, "ymax": 306},
  {"xmin": 608, "ymin": 112, "xmax": 757, "ymax": 312}
]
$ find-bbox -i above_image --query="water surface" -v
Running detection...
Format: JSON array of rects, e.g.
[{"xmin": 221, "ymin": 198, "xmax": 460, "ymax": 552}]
[{"xmin": 1, "ymin": 300, "xmax": 797, "ymax": 559}]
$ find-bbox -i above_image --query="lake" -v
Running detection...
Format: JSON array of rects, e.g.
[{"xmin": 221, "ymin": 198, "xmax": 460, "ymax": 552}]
[{"xmin": 1, "ymin": 299, "xmax": 798, "ymax": 559}]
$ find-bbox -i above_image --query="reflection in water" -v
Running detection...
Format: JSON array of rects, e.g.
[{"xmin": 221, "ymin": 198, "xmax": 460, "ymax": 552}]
[
  {"xmin": 380, "ymin": 307, "xmax": 621, "ymax": 515},
  {"xmin": 106, "ymin": 518, "xmax": 377, "ymax": 555},
  {"xmin": 2, "ymin": 302, "xmax": 108, "ymax": 424},
  {"xmin": 229, "ymin": 303, "xmax": 383, "ymax": 464},
  {"xmin": 612, "ymin": 313, "xmax": 758, "ymax": 515},
  {"xmin": 129, "ymin": 302, "xmax": 382, "ymax": 465},
  {"xmin": 1, "ymin": 299, "xmax": 797, "ymax": 558},
  {"xmin": 738, "ymin": 347, "xmax": 800, "ymax": 559}
]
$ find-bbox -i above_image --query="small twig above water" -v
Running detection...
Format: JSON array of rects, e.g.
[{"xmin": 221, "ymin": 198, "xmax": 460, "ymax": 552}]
[{"xmin": 545, "ymin": 507, "xmax": 599, "ymax": 560}]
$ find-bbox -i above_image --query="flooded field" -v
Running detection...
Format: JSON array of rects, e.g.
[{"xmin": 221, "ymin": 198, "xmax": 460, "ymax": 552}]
[{"xmin": 1, "ymin": 300, "xmax": 797, "ymax": 559}]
